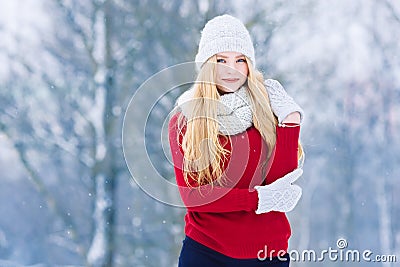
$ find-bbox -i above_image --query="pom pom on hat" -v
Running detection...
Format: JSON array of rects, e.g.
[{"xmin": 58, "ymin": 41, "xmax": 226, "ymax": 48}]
[{"xmin": 195, "ymin": 14, "xmax": 256, "ymax": 68}]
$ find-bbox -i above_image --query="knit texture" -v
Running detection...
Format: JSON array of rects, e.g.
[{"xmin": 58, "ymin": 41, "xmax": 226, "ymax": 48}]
[
  {"xmin": 255, "ymin": 168, "xmax": 303, "ymax": 214},
  {"xmin": 195, "ymin": 14, "xmax": 256, "ymax": 67},
  {"xmin": 176, "ymin": 86, "xmax": 253, "ymax": 135},
  {"xmin": 217, "ymin": 87, "xmax": 253, "ymax": 135},
  {"xmin": 168, "ymin": 113, "xmax": 300, "ymax": 259},
  {"xmin": 265, "ymin": 79, "xmax": 304, "ymax": 124}
]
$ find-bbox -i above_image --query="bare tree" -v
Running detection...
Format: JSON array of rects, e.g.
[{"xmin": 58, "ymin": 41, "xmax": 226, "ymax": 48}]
[{"xmin": 0, "ymin": 1, "xmax": 233, "ymax": 266}]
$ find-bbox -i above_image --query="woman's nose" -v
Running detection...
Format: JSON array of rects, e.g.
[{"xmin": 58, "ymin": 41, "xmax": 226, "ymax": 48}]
[{"xmin": 226, "ymin": 62, "xmax": 236, "ymax": 73}]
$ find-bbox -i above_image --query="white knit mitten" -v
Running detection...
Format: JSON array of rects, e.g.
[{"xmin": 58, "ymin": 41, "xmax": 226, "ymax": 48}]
[
  {"xmin": 265, "ymin": 79, "xmax": 304, "ymax": 124},
  {"xmin": 254, "ymin": 168, "xmax": 303, "ymax": 214}
]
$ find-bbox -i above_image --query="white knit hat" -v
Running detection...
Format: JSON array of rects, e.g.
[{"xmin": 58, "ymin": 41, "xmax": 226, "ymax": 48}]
[{"xmin": 195, "ymin": 14, "xmax": 256, "ymax": 68}]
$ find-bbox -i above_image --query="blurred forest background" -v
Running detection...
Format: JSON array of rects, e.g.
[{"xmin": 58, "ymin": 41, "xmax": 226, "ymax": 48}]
[{"xmin": 0, "ymin": 0, "xmax": 399, "ymax": 266}]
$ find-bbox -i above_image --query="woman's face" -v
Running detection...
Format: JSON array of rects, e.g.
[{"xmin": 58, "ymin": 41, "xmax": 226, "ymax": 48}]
[{"xmin": 215, "ymin": 51, "xmax": 249, "ymax": 93}]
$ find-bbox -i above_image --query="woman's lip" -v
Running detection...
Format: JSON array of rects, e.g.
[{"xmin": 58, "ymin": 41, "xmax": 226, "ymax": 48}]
[{"xmin": 222, "ymin": 78, "xmax": 239, "ymax": 82}]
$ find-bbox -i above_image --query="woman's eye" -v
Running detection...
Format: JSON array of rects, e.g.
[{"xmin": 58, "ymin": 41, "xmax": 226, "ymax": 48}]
[
  {"xmin": 216, "ymin": 58, "xmax": 226, "ymax": 63},
  {"xmin": 237, "ymin": 58, "xmax": 246, "ymax": 63}
]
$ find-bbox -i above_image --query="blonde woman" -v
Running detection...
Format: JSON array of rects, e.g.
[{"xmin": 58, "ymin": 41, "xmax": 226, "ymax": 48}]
[{"xmin": 169, "ymin": 14, "xmax": 304, "ymax": 267}]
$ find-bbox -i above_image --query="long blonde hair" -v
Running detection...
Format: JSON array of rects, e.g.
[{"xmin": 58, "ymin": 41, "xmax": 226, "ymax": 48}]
[{"xmin": 177, "ymin": 56, "xmax": 300, "ymax": 187}]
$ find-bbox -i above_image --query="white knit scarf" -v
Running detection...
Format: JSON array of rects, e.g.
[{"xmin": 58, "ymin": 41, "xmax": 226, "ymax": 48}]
[{"xmin": 176, "ymin": 86, "xmax": 253, "ymax": 135}]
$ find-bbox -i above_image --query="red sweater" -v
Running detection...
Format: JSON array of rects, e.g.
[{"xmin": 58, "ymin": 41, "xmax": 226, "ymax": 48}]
[{"xmin": 168, "ymin": 113, "xmax": 300, "ymax": 259}]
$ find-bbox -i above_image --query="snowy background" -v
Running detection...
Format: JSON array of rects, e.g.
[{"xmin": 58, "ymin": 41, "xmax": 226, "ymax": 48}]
[{"xmin": 0, "ymin": 0, "xmax": 399, "ymax": 266}]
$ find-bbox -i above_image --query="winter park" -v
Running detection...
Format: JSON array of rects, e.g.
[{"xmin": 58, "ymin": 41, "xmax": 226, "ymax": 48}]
[{"xmin": 0, "ymin": 1, "xmax": 399, "ymax": 267}]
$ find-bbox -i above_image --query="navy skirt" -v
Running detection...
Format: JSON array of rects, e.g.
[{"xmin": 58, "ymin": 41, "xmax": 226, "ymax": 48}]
[{"xmin": 178, "ymin": 236, "xmax": 290, "ymax": 267}]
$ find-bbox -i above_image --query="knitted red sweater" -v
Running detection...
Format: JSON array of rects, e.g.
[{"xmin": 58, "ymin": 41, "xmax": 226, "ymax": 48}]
[{"xmin": 168, "ymin": 113, "xmax": 300, "ymax": 259}]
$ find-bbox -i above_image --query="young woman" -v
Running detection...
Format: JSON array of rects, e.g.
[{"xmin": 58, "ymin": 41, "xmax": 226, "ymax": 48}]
[{"xmin": 169, "ymin": 14, "xmax": 304, "ymax": 267}]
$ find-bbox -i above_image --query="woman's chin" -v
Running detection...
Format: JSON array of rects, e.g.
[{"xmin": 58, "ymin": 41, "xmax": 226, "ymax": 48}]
[{"xmin": 217, "ymin": 85, "xmax": 240, "ymax": 93}]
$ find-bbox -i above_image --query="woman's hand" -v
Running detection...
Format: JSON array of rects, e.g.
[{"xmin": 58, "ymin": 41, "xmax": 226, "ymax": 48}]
[
  {"xmin": 265, "ymin": 79, "xmax": 304, "ymax": 124},
  {"xmin": 254, "ymin": 168, "xmax": 303, "ymax": 214}
]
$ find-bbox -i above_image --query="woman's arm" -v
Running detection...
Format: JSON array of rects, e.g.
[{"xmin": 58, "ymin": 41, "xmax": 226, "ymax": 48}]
[
  {"xmin": 282, "ymin": 111, "xmax": 301, "ymax": 124},
  {"xmin": 265, "ymin": 122, "xmax": 301, "ymax": 185}
]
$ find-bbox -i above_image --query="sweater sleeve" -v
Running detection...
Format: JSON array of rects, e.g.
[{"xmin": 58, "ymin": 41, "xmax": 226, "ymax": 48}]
[
  {"xmin": 265, "ymin": 123, "xmax": 301, "ymax": 185},
  {"xmin": 168, "ymin": 113, "xmax": 258, "ymax": 213}
]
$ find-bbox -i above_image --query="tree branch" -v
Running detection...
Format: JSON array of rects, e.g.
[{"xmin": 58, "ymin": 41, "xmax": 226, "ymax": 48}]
[{"xmin": 0, "ymin": 121, "xmax": 86, "ymax": 258}]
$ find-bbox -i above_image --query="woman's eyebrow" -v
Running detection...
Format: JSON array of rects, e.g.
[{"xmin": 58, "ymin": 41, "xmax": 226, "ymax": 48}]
[{"xmin": 216, "ymin": 54, "xmax": 245, "ymax": 58}]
